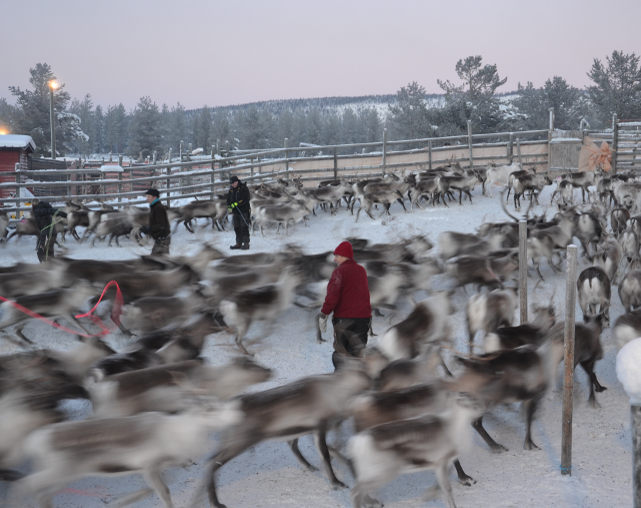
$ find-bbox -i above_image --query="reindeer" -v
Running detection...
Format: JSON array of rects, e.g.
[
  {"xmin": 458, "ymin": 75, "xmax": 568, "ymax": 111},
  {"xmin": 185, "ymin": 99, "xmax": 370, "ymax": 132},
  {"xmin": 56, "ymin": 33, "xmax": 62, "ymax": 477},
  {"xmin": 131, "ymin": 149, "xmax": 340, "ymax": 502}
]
[
  {"xmin": 203, "ymin": 361, "xmax": 372, "ymax": 508},
  {"xmin": 545, "ymin": 315, "xmax": 607, "ymax": 407},
  {"xmin": 219, "ymin": 269, "xmax": 301, "ymax": 354},
  {"xmin": 348, "ymin": 390, "xmax": 485, "ymax": 508},
  {"xmin": 613, "ymin": 309, "xmax": 641, "ymax": 349},
  {"xmin": 482, "ymin": 304, "xmax": 556, "ymax": 353},
  {"xmin": 377, "ymin": 292, "xmax": 453, "ymax": 363},
  {"xmin": 611, "ymin": 207, "xmax": 630, "ymax": 237},
  {"xmin": 466, "ymin": 288, "xmax": 517, "ymax": 353},
  {"xmin": 618, "ymin": 270, "xmax": 641, "ymax": 313},
  {"xmin": 0, "ymin": 283, "xmax": 99, "ymax": 344},
  {"xmin": 15, "ymin": 401, "xmax": 242, "ymax": 508},
  {"xmin": 577, "ymin": 266, "xmax": 611, "ymax": 325},
  {"xmin": 87, "ymin": 357, "xmax": 272, "ymax": 417}
]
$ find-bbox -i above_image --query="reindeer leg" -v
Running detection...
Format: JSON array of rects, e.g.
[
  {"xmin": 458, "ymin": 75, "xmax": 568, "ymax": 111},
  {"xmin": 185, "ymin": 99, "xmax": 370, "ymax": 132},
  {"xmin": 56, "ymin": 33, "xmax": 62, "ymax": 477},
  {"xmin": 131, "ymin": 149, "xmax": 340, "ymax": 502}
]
[
  {"xmin": 143, "ymin": 465, "xmax": 173, "ymax": 508},
  {"xmin": 13, "ymin": 325, "xmax": 35, "ymax": 345},
  {"xmin": 473, "ymin": 416, "xmax": 508, "ymax": 452},
  {"xmin": 205, "ymin": 438, "xmax": 259, "ymax": 508},
  {"xmin": 288, "ymin": 439, "xmax": 318, "ymax": 471},
  {"xmin": 454, "ymin": 459, "xmax": 476, "ymax": 486},
  {"xmin": 523, "ymin": 398, "xmax": 541, "ymax": 450},
  {"xmin": 315, "ymin": 425, "xmax": 347, "ymax": 489},
  {"xmin": 433, "ymin": 461, "xmax": 456, "ymax": 508}
]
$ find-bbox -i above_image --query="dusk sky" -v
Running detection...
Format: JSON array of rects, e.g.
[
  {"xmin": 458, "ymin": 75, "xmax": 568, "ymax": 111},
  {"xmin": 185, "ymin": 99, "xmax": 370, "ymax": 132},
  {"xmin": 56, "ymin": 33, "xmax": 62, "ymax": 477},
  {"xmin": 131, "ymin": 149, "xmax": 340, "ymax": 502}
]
[{"xmin": 2, "ymin": 0, "xmax": 639, "ymax": 110}]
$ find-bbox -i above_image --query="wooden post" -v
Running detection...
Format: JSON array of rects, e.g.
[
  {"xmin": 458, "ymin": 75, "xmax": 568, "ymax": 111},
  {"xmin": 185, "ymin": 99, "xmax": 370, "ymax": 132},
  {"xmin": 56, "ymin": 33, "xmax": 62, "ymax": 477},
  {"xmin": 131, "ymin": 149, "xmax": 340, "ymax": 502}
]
[
  {"xmin": 632, "ymin": 405, "xmax": 641, "ymax": 507},
  {"xmin": 467, "ymin": 120, "xmax": 473, "ymax": 170},
  {"xmin": 428, "ymin": 139, "xmax": 433, "ymax": 171},
  {"xmin": 250, "ymin": 157, "xmax": 254, "ymax": 179},
  {"xmin": 612, "ymin": 113, "xmax": 619, "ymax": 174},
  {"xmin": 284, "ymin": 138, "xmax": 289, "ymax": 177},
  {"xmin": 117, "ymin": 172, "xmax": 123, "ymax": 205},
  {"xmin": 165, "ymin": 166, "xmax": 172, "ymax": 206},
  {"xmin": 168, "ymin": 148, "xmax": 172, "ymax": 163},
  {"xmin": 508, "ymin": 133, "xmax": 514, "ymax": 163},
  {"xmin": 519, "ymin": 220, "xmax": 528, "ymax": 324},
  {"xmin": 382, "ymin": 128, "xmax": 388, "ymax": 176},
  {"xmin": 561, "ymin": 243, "xmax": 578, "ymax": 476},
  {"xmin": 547, "ymin": 108, "xmax": 555, "ymax": 175},
  {"xmin": 333, "ymin": 148, "xmax": 338, "ymax": 180},
  {"xmin": 516, "ymin": 138, "xmax": 523, "ymax": 166}
]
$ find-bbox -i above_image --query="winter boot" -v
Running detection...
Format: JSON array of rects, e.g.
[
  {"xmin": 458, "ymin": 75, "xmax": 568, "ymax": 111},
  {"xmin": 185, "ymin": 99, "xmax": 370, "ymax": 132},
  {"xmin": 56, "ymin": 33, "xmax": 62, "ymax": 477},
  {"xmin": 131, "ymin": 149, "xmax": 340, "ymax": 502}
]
[
  {"xmin": 230, "ymin": 244, "xmax": 242, "ymax": 250},
  {"xmin": 241, "ymin": 242, "xmax": 249, "ymax": 250}
]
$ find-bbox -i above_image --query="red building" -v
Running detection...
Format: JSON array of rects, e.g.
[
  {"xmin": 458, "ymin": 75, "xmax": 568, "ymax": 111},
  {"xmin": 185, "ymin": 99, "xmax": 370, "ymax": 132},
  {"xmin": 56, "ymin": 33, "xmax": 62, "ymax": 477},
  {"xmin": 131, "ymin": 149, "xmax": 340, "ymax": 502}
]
[{"xmin": 0, "ymin": 134, "xmax": 35, "ymax": 199}]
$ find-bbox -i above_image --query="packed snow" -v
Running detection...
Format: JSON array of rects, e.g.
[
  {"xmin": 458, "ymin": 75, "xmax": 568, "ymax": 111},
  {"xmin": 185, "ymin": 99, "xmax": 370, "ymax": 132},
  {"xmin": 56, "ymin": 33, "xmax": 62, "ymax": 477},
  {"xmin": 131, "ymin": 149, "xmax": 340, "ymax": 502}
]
[{"xmin": 0, "ymin": 182, "xmax": 637, "ymax": 507}]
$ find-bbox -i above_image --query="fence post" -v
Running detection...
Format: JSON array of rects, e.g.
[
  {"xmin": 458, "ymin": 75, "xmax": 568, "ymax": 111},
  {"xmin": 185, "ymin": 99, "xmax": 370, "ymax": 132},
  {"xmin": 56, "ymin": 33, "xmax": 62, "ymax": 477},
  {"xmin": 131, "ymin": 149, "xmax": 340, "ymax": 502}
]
[
  {"xmin": 547, "ymin": 108, "xmax": 555, "ymax": 174},
  {"xmin": 165, "ymin": 166, "xmax": 172, "ymax": 207},
  {"xmin": 250, "ymin": 157, "xmax": 255, "ymax": 179},
  {"xmin": 211, "ymin": 145, "xmax": 216, "ymax": 200},
  {"xmin": 561, "ymin": 243, "xmax": 577, "ymax": 476},
  {"xmin": 516, "ymin": 138, "xmax": 523, "ymax": 166},
  {"xmin": 428, "ymin": 139, "xmax": 433, "ymax": 171},
  {"xmin": 467, "ymin": 120, "xmax": 473, "ymax": 169},
  {"xmin": 15, "ymin": 167, "xmax": 21, "ymax": 219},
  {"xmin": 508, "ymin": 133, "xmax": 514, "ymax": 163},
  {"xmin": 519, "ymin": 220, "xmax": 528, "ymax": 324},
  {"xmin": 284, "ymin": 138, "xmax": 289, "ymax": 178},
  {"xmin": 612, "ymin": 113, "xmax": 619, "ymax": 174},
  {"xmin": 168, "ymin": 148, "xmax": 172, "ymax": 163},
  {"xmin": 382, "ymin": 128, "xmax": 387, "ymax": 176},
  {"xmin": 117, "ymin": 172, "xmax": 123, "ymax": 205},
  {"xmin": 333, "ymin": 148, "xmax": 338, "ymax": 180}
]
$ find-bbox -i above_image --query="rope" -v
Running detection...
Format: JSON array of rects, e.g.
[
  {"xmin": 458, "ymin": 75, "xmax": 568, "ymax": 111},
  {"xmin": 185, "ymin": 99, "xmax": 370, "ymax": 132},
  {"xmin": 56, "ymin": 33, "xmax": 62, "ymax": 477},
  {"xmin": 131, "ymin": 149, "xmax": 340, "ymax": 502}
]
[{"xmin": 0, "ymin": 280, "xmax": 123, "ymax": 338}]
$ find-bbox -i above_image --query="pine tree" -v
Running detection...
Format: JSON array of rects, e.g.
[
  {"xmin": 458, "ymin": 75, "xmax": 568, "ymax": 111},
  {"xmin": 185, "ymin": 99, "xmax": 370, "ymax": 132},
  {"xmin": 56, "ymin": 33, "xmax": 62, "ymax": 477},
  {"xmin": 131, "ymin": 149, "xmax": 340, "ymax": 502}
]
[
  {"xmin": 387, "ymin": 81, "xmax": 431, "ymax": 140},
  {"xmin": 128, "ymin": 96, "xmax": 161, "ymax": 159},
  {"xmin": 587, "ymin": 50, "xmax": 641, "ymax": 125},
  {"xmin": 9, "ymin": 62, "xmax": 84, "ymax": 157}
]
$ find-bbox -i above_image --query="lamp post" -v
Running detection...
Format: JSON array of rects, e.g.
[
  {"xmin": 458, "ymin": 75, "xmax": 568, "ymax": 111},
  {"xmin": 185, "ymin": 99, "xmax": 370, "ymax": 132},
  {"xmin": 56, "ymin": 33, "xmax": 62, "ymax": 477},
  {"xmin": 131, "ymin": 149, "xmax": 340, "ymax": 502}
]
[{"xmin": 48, "ymin": 79, "xmax": 59, "ymax": 159}]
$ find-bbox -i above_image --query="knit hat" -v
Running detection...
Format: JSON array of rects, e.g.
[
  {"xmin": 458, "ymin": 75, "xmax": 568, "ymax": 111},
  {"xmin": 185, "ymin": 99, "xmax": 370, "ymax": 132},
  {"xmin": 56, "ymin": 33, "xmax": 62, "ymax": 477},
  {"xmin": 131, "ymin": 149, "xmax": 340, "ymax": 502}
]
[
  {"xmin": 333, "ymin": 241, "xmax": 353, "ymax": 259},
  {"xmin": 230, "ymin": 176, "xmax": 239, "ymax": 183},
  {"xmin": 145, "ymin": 188, "xmax": 160, "ymax": 197}
]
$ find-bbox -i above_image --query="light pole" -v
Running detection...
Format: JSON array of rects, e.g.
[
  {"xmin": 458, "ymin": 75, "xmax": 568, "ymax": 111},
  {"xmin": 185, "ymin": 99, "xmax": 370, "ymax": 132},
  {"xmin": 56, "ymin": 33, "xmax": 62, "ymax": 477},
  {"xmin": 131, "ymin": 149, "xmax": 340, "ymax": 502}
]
[{"xmin": 48, "ymin": 79, "xmax": 59, "ymax": 159}]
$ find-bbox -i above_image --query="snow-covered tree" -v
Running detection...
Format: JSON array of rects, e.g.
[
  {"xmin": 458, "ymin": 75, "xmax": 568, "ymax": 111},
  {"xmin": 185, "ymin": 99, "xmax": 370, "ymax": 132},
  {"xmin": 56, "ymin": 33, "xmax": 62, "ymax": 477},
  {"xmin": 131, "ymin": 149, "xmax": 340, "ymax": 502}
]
[
  {"xmin": 127, "ymin": 96, "xmax": 161, "ymax": 159},
  {"xmin": 9, "ymin": 62, "xmax": 85, "ymax": 157},
  {"xmin": 588, "ymin": 50, "xmax": 641, "ymax": 125},
  {"xmin": 387, "ymin": 81, "xmax": 432, "ymax": 140},
  {"xmin": 437, "ymin": 56, "xmax": 507, "ymax": 133}
]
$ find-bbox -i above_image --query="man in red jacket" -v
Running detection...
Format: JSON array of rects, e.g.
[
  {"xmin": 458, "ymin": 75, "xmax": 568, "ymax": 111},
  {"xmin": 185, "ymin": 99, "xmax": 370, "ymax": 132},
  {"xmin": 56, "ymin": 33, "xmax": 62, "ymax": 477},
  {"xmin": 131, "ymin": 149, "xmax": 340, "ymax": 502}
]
[{"xmin": 320, "ymin": 241, "xmax": 371, "ymax": 369}]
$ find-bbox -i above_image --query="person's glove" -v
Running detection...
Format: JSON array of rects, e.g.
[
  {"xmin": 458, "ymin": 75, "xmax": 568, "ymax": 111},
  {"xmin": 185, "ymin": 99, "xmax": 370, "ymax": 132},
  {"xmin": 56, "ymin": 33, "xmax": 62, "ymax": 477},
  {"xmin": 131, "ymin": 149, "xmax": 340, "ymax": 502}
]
[
  {"xmin": 228, "ymin": 202, "xmax": 238, "ymax": 212},
  {"xmin": 318, "ymin": 313, "xmax": 329, "ymax": 333}
]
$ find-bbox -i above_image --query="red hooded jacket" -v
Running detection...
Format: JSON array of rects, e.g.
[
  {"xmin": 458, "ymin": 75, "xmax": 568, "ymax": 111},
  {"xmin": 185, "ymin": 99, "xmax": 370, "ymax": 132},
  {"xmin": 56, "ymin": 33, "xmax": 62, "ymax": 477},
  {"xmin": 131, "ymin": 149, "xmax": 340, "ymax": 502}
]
[{"xmin": 321, "ymin": 259, "xmax": 371, "ymax": 318}]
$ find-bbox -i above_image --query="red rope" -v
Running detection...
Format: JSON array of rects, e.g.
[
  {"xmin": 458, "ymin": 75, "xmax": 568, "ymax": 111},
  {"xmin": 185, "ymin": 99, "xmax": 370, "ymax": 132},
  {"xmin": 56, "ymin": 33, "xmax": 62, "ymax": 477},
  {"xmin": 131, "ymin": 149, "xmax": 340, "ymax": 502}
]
[{"xmin": 0, "ymin": 280, "xmax": 124, "ymax": 338}]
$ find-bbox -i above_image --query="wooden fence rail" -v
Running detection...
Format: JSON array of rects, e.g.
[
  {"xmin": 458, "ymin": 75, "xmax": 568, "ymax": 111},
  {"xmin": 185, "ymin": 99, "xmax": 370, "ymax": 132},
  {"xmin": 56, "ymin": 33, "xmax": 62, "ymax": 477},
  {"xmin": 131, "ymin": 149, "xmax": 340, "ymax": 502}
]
[{"xmin": 1, "ymin": 125, "xmax": 558, "ymax": 217}]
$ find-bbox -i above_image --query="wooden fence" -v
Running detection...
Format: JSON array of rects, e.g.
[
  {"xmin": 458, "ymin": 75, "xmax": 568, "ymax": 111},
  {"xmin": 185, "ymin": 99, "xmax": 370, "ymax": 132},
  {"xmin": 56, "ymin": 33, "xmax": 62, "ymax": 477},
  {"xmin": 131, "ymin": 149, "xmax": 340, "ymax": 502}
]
[{"xmin": 0, "ymin": 120, "xmax": 560, "ymax": 218}]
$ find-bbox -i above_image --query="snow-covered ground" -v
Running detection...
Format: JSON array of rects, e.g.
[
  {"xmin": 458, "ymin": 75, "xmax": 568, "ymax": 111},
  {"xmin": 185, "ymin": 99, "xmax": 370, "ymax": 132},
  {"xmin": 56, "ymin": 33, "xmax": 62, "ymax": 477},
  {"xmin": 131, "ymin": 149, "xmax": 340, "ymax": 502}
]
[{"xmin": 0, "ymin": 183, "xmax": 634, "ymax": 507}]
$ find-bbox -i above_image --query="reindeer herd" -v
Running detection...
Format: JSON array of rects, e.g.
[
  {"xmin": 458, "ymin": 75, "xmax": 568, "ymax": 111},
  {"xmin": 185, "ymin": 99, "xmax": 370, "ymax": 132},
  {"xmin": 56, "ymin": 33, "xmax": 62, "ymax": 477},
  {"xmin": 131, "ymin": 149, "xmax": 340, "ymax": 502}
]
[{"xmin": 0, "ymin": 160, "xmax": 641, "ymax": 506}]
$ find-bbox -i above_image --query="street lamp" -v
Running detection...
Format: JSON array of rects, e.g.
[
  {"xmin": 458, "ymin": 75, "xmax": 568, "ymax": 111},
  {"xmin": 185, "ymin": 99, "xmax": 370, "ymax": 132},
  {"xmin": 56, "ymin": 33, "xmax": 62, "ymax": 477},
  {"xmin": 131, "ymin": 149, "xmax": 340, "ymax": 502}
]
[{"xmin": 48, "ymin": 79, "xmax": 59, "ymax": 159}]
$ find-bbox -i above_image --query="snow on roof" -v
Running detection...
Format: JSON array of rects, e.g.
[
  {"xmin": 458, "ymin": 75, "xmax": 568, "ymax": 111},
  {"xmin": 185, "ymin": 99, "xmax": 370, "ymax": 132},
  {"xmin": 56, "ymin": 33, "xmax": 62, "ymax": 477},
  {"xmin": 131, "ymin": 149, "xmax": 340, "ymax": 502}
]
[
  {"xmin": 616, "ymin": 338, "xmax": 641, "ymax": 403},
  {"xmin": 0, "ymin": 134, "xmax": 36, "ymax": 151},
  {"xmin": 99, "ymin": 164, "xmax": 124, "ymax": 172}
]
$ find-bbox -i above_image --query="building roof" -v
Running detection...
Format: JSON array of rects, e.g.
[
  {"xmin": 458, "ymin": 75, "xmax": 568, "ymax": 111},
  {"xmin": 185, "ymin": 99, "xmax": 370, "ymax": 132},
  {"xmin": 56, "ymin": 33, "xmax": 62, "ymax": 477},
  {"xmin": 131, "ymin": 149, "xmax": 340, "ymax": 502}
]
[{"xmin": 0, "ymin": 135, "xmax": 36, "ymax": 152}]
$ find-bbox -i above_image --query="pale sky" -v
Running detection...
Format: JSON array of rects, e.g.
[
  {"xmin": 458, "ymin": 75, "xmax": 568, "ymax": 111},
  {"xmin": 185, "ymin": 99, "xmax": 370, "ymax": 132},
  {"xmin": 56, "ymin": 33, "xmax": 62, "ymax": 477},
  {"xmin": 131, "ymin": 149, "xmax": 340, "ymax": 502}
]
[{"xmin": 1, "ymin": 0, "xmax": 639, "ymax": 110}]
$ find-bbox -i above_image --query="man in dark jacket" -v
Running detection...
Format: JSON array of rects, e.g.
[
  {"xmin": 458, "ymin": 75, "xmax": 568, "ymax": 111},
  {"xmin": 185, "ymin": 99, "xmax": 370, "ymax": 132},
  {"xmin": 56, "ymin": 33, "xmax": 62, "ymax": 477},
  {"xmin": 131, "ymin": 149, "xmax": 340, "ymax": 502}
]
[
  {"xmin": 319, "ymin": 240, "xmax": 372, "ymax": 369},
  {"xmin": 143, "ymin": 188, "xmax": 170, "ymax": 255},
  {"xmin": 226, "ymin": 175, "xmax": 251, "ymax": 250},
  {"xmin": 32, "ymin": 199, "xmax": 67, "ymax": 263}
]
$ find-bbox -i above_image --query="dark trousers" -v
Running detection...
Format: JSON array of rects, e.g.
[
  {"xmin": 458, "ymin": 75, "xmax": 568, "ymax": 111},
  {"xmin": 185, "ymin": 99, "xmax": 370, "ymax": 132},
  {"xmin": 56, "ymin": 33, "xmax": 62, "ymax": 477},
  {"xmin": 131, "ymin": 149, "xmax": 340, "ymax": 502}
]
[
  {"xmin": 36, "ymin": 230, "xmax": 55, "ymax": 263},
  {"xmin": 331, "ymin": 317, "xmax": 370, "ymax": 369},
  {"xmin": 233, "ymin": 210, "xmax": 251, "ymax": 246},
  {"xmin": 151, "ymin": 236, "xmax": 171, "ymax": 256}
]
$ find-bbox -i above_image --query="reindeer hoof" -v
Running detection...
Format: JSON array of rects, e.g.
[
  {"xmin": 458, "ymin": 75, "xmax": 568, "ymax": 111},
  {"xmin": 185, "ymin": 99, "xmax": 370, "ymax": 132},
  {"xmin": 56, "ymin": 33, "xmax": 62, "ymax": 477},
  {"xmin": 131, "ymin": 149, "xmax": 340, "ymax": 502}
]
[
  {"xmin": 595, "ymin": 385, "xmax": 607, "ymax": 393},
  {"xmin": 457, "ymin": 475, "xmax": 477, "ymax": 486},
  {"xmin": 524, "ymin": 441, "xmax": 540, "ymax": 451},
  {"xmin": 490, "ymin": 443, "xmax": 509, "ymax": 453},
  {"xmin": 332, "ymin": 479, "xmax": 348, "ymax": 490}
]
